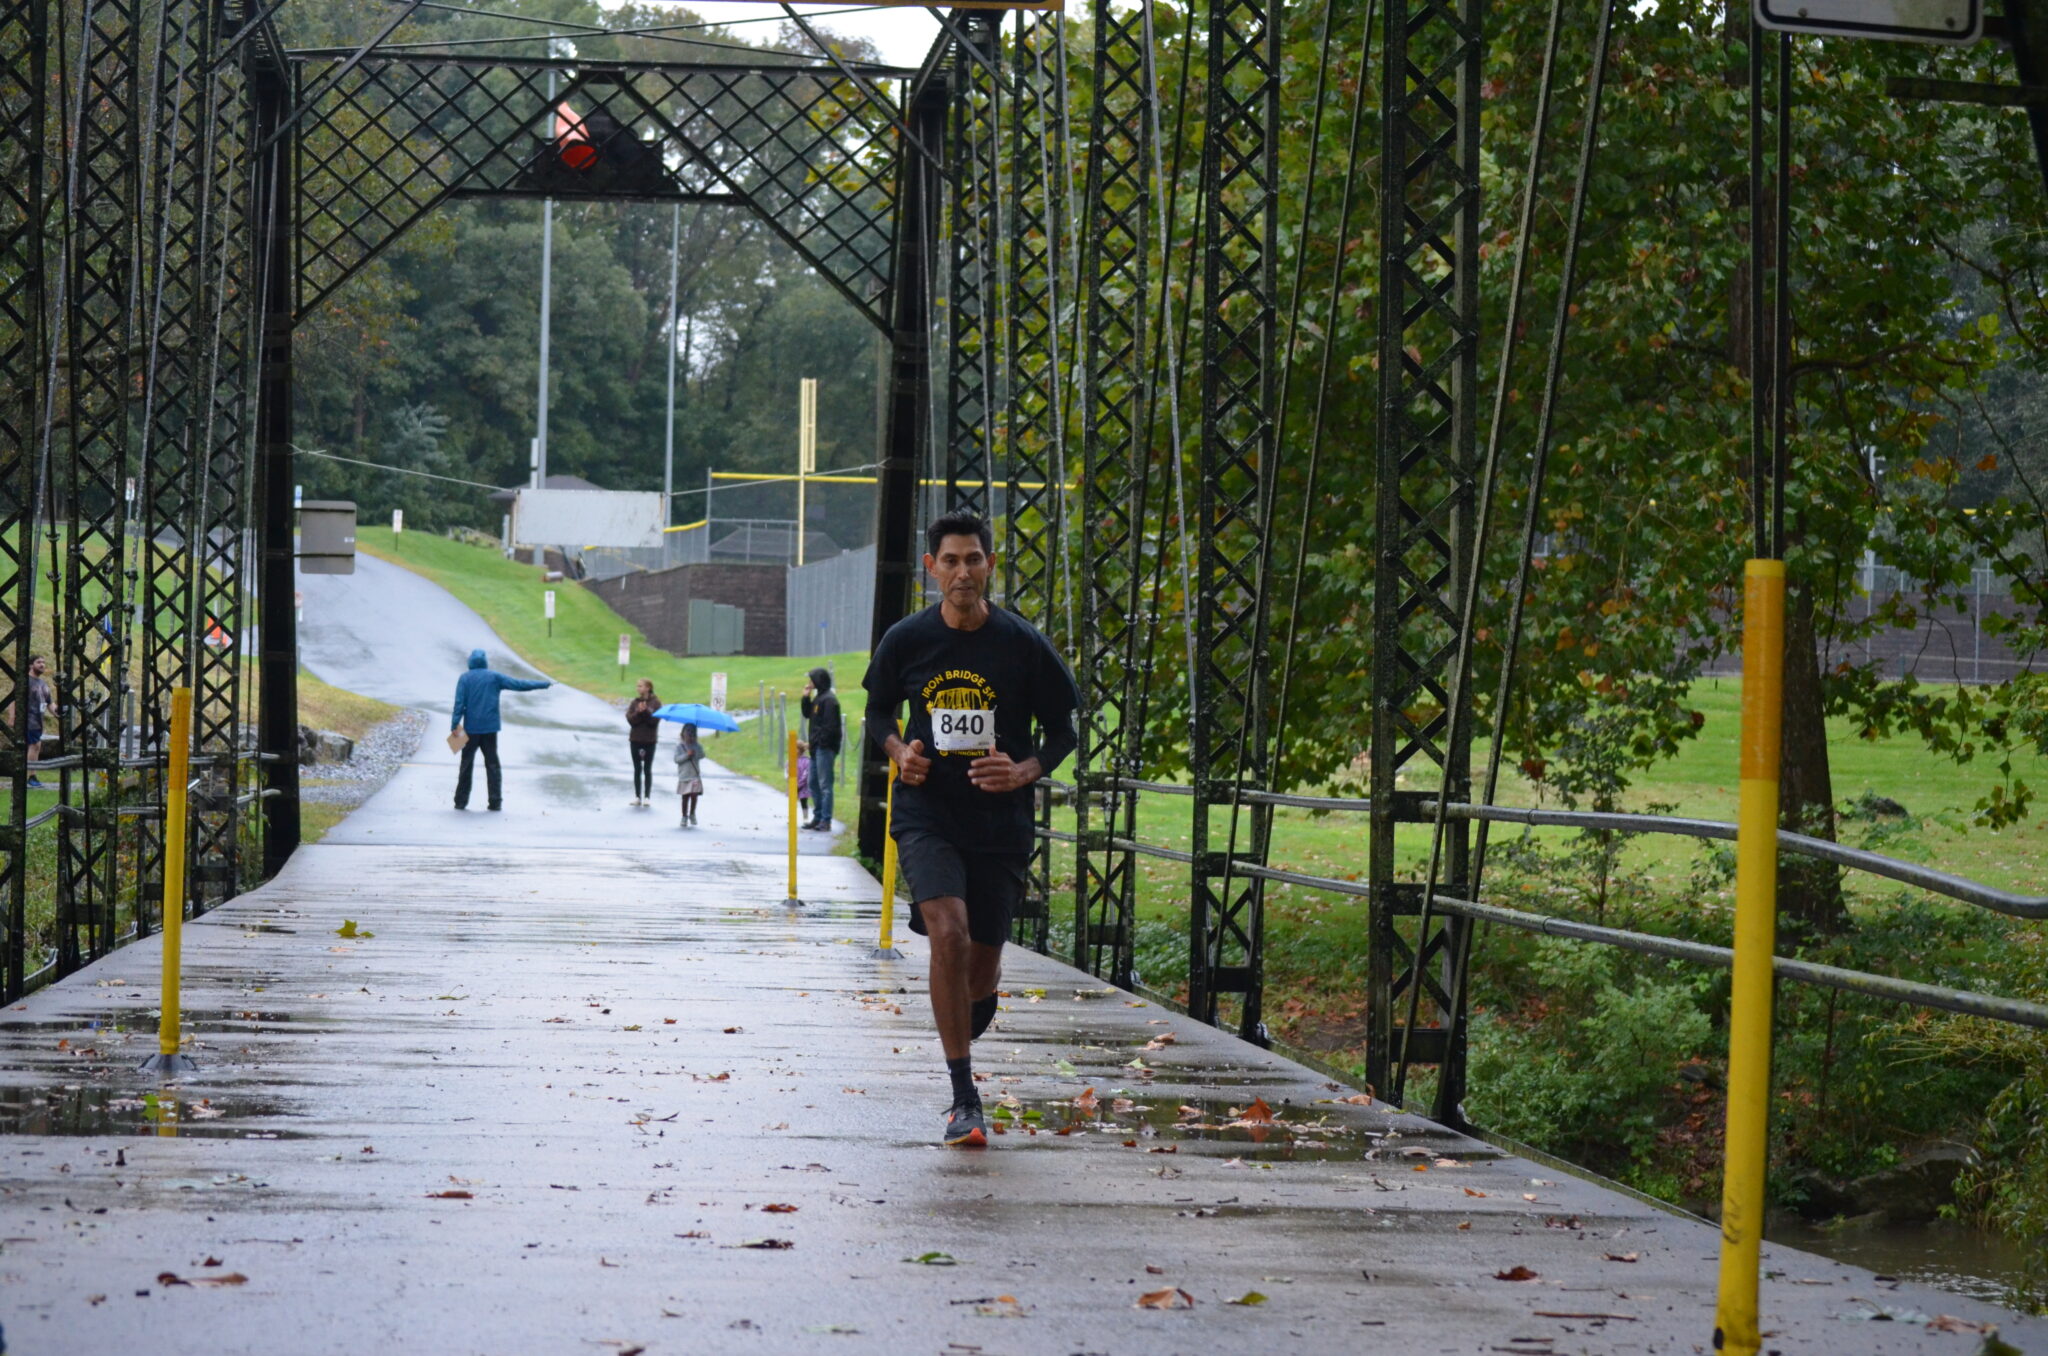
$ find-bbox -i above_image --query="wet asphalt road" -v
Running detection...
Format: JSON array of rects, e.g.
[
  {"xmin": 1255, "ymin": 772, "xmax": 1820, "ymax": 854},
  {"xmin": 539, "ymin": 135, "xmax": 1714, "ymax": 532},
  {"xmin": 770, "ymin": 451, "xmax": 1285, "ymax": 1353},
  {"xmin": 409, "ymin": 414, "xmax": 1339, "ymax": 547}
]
[{"xmin": 0, "ymin": 557, "xmax": 2040, "ymax": 1355}]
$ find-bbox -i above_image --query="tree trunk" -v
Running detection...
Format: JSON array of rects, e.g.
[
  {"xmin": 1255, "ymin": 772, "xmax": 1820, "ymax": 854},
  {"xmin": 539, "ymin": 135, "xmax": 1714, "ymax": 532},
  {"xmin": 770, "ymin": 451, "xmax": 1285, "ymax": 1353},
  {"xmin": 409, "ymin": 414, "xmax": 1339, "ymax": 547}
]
[{"xmin": 1778, "ymin": 580, "xmax": 1848, "ymax": 935}]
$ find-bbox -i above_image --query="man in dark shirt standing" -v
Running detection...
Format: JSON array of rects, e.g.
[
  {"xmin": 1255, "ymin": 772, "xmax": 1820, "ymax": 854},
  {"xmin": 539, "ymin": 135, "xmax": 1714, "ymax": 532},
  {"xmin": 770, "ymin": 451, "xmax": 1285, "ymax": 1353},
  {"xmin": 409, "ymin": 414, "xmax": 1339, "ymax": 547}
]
[
  {"xmin": 863, "ymin": 511, "xmax": 1079, "ymax": 1147},
  {"xmin": 800, "ymin": 666, "xmax": 841, "ymax": 831}
]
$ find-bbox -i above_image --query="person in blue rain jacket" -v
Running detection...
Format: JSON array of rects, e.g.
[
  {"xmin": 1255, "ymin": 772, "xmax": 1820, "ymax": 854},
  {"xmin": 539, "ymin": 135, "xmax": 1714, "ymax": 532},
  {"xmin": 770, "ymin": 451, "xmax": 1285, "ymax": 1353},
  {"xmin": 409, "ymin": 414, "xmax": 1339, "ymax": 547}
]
[{"xmin": 450, "ymin": 648, "xmax": 551, "ymax": 811}]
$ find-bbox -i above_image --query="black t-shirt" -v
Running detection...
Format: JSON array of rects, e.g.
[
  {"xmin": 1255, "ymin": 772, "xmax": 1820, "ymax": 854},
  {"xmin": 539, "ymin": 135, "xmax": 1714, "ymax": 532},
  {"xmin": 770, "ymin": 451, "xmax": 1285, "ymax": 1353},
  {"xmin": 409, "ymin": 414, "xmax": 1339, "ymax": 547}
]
[
  {"xmin": 863, "ymin": 604, "xmax": 1079, "ymax": 854},
  {"xmin": 802, "ymin": 691, "xmax": 842, "ymax": 751}
]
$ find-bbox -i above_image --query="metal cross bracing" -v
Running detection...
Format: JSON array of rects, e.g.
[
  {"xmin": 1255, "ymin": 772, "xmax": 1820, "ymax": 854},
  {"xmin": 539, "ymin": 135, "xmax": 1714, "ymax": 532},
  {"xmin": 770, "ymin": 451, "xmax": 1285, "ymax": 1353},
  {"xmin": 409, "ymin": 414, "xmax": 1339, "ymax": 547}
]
[
  {"xmin": 57, "ymin": 0, "xmax": 144, "ymax": 972},
  {"xmin": 1001, "ymin": 10, "xmax": 1069, "ymax": 954},
  {"xmin": 289, "ymin": 52, "xmax": 905, "ymax": 332},
  {"xmin": 0, "ymin": 0, "xmax": 278, "ymax": 1004},
  {"xmin": 941, "ymin": 11, "xmax": 1003, "ymax": 522},
  {"xmin": 134, "ymin": 0, "xmax": 214, "ymax": 929},
  {"xmin": 0, "ymin": 0, "xmax": 47, "ymax": 998},
  {"xmin": 1369, "ymin": 0, "xmax": 1484, "ymax": 1118},
  {"xmin": 1188, "ymin": 0, "xmax": 1281, "ymax": 1040},
  {"xmin": 1072, "ymin": 0, "xmax": 1154, "ymax": 989}
]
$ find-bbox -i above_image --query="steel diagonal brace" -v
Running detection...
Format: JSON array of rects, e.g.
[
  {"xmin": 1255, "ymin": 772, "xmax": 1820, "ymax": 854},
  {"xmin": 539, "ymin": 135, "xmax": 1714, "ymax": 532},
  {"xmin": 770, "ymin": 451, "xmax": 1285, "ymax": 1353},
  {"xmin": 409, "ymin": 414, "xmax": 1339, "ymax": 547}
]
[
  {"xmin": 778, "ymin": 4, "xmax": 943, "ymax": 174},
  {"xmin": 256, "ymin": 0, "xmax": 426, "ymax": 155}
]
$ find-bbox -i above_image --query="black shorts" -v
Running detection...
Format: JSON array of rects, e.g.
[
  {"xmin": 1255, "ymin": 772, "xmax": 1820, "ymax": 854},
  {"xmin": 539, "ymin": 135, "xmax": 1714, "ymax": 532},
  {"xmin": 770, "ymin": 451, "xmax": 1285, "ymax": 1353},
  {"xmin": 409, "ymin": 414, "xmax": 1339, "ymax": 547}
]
[{"xmin": 897, "ymin": 828, "xmax": 1028, "ymax": 949}]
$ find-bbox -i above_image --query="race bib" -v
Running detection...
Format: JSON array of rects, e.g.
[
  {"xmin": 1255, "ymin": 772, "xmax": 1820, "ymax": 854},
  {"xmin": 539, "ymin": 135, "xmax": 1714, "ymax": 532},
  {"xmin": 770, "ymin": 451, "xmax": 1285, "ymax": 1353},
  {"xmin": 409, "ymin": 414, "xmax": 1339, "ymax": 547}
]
[{"xmin": 932, "ymin": 706, "xmax": 997, "ymax": 754}]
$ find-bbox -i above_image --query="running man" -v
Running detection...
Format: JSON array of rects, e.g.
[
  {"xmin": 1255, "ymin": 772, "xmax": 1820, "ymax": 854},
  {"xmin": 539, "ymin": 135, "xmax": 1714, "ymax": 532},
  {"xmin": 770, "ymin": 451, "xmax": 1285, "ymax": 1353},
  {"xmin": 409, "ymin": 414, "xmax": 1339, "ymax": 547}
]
[{"xmin": 863, "ymin": 511, "xmax": 1078, "ymax": 1147}]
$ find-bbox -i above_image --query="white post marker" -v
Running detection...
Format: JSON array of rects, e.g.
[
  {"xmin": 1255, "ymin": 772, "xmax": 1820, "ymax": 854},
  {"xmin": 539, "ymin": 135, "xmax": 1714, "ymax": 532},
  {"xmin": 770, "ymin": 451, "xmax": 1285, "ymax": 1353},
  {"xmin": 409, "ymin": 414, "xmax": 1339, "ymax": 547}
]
[
  {"xmin": 544, "ymin": 589, "xmax": 556, "ymax": 638},
  {"xmin": 617, "ymin": 632, "xmax": 631, "ymax": 680},
  {"xmin": 797, "ymin": 377, "xmax": 817, "ymax": 567},
  {"xmin": 392, "ymin": 508, "xmax": 404, "ymax": 535},
  {"xmin": 710, "ymin": 671, "xmax": 727, "ymax": 712}
]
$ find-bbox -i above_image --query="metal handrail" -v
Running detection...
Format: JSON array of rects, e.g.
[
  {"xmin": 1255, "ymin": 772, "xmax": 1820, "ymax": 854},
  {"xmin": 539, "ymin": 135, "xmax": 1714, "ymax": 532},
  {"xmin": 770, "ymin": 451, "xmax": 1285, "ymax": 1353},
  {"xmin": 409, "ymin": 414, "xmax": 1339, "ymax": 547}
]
[
  {"xmin": 1069, "ymin": 779, "xmax": 2048, "ymax": 920},
  {"xmin": 1030, "ymin": 794, "xmax": 2048, "ymax": 1030}
]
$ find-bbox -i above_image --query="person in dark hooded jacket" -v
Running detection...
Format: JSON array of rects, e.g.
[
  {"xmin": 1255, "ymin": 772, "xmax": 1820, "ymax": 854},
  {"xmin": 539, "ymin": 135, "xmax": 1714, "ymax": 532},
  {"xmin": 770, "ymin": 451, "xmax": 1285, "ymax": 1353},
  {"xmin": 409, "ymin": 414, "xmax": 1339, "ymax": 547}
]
[
  {"xmin": 450, "ymin": 648, "xmax": 551, "ymax": 810},
  {"xmin": 799, "ymin": 666, "xmax": 841, "ymax": 830}
]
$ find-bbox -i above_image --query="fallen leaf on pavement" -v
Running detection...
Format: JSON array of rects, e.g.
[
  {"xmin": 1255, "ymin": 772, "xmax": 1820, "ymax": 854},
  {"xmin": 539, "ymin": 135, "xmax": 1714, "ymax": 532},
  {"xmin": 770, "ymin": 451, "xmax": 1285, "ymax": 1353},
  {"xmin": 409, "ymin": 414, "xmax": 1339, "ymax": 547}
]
[
  {"xmin": 1237, "ymin": 1098, "xmax": 1275, "ymax": 1124},
  {"xmin": 1073, "ymin": 1087, "xmax": 1100, "ymax": 1112},
  {"xmin": 1604, "ymin": 1252, "xmax": 1639, "ymax": 1263},
  {"xmin": 334, "ymin": 920, "xmax": 373, "ymax": 939},
  {"xmin": 759, "ymin": 1203, "xmax": 798, "ymax": 1213},
  {"xmin": 1463, "ymin": 1187, "xmax": 1486, "ymax": 1197},
  {"xmin": 1927, "ymin": 1315, "xmax": 1989, "ymax": 1334},
  {"xmin": 426, "ymin": 1190, "xmax": 473, "ymax": 1200},
  {"xmin": 976, "ymin": 1295, "xmax": 1025, "ymax": 1318},
  {"xmin": 158, "ymin": 1271, "xmax": 248, "ymax": 1287},
  {"xmin": 904, "ymin": 1251, "xmax": 956, "ymax": 1266},
  {"xmin": 1136, "ymin": 1287, "xmax": 1195, "ymax": 1310},
  {"xmin": 723, "ymin": 1026, "xmax": 742, "ymax": 1034},
  {"xmin": 734, "ymin": 1238, "xmax": 793, "ymax": 1250},
  {"xmin": 1225, "ymin": 1291, "xmax": 1268, "ymax": 1306},
  {"xmin": 1494, "ymin": 1266, "xmax": 1539, "ymax": 1282}
]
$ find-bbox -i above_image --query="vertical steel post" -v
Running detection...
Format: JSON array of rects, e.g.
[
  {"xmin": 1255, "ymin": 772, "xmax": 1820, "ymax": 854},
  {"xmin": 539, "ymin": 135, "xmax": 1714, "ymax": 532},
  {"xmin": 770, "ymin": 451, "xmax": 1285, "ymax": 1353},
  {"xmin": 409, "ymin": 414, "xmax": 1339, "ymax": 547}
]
[
  {"xmin": 1072, "ymin": 0, "xmax": 1152, "ymax": 987},
  {"xmin": 0, "ymin": 0, "xmax": 48, "ymax": 999},
  {"xmin": 1004, "ymin": 10, "xmax": 1067, "ymax": 954},
  {"xmin": 1367, "ymin": 0, "xmax": 1484, "ymax": 1100},
  {"xmin": 859, "ymin": 76, "xmax": 946, "ymax": 864},
  {"xmin": 943, "ymin": 14, "xmax": 1002, "ymax": 522},
  {"xmin": 1188, "ymin": 0, "xmax": 1281, "ymax": 1039},
  {"xmin": 57, "ymin": 0, "xmax": 143, "ymax": 972},
  {"xmin": 254, "ymin": 59, "xmax": 299, "ymax": 876}
]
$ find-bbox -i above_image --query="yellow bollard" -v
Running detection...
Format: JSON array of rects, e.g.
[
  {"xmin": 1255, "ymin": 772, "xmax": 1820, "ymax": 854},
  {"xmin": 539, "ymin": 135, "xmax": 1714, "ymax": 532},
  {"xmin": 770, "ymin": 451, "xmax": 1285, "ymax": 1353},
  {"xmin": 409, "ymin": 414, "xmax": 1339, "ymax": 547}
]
[
  {"xmin": 142, "ymin": 687, "xmax": 196, "ymax": 1074},
  {"xmin": 871, "ymin": 757, "xmax": 903, "ymax": 959},
  {"xmin": 784, "ymin": 729, "xmax": 802, "ymax": 908},
  {"xmin": 1713, "ymin": 559, "xmax": 1786, "ymax": 1356}
]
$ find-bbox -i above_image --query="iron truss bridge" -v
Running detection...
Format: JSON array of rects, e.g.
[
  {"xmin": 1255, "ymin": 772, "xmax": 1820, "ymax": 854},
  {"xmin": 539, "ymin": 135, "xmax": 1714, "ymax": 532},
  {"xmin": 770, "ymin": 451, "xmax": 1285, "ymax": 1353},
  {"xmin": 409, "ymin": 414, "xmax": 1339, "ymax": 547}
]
[{"xmin": 4, "ymin": 0, "xmax": 2047, "ymax": 1130}]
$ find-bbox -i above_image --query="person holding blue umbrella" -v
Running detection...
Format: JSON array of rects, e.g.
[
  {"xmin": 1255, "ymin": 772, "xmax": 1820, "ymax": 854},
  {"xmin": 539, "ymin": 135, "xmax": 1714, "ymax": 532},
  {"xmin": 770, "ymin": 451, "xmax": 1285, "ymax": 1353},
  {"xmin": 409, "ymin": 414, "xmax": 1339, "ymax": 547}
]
[{"xmin": 653, "ymin": 702, "xmax": 739, "ymax": 827}]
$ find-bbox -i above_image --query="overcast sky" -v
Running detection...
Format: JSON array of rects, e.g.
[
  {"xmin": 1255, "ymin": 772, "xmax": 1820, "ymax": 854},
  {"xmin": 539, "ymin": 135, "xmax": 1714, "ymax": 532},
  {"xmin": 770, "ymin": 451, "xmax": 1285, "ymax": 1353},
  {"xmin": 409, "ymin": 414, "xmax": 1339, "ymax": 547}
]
[{"xmin": 603, "ymin": 2, "xmax": 946, "ymax": 68}]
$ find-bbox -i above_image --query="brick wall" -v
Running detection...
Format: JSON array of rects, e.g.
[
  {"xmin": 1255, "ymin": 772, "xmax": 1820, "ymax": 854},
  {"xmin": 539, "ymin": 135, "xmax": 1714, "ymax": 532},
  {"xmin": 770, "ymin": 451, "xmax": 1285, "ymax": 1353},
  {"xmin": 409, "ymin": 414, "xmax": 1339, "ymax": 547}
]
[{"xmin": 582, "ymin": 562, "xmax": 786, "ymax": 657}]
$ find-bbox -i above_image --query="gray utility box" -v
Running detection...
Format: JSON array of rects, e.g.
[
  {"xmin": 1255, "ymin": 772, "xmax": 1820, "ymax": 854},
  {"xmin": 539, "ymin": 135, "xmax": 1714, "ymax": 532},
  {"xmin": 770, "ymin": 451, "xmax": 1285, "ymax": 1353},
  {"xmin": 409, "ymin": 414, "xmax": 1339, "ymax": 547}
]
[
  {"xmin": 299, "ymin": 501, "xmax": 358, "ymax": 575},
  {"xmin": 687, "ymin": 598, "xmax": 746, "ymax": 656}
]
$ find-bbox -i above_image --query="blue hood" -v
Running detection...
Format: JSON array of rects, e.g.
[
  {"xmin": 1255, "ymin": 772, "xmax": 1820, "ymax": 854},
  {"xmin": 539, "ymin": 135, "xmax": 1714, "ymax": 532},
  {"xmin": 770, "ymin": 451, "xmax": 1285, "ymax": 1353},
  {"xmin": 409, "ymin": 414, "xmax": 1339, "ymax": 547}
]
[{"xmin": 468, "ymin": 648, "xmax": 488, "ymax": 669}]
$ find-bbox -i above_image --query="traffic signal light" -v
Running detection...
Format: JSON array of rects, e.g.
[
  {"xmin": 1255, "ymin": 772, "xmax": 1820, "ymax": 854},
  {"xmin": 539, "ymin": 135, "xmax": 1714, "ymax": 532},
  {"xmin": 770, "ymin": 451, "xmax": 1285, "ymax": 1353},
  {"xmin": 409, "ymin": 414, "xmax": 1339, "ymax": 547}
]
[{"xmin": 519, "ymin": 99, "xmax": 673, "ymax": 196}]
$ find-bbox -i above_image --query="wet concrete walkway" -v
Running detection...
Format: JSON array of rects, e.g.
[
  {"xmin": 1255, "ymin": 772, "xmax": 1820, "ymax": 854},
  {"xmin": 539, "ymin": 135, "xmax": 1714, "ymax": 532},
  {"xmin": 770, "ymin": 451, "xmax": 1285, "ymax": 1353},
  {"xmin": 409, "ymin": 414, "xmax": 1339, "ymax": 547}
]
[{"xmin": 1, "ymin": 560, "xmax": 2040, "ymax": 1354}]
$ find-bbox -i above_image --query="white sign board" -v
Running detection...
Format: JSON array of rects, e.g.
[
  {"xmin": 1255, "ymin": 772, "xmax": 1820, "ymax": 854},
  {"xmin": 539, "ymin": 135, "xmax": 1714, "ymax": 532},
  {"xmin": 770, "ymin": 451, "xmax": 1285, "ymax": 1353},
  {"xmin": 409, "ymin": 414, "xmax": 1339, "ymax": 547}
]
[
  {"xmin": 710, "ymin": 672, "xmax": 727, "ymax": 712},
  {"xmin": 1754, "ymin": 0, "xmax": 1980, "ymax": 43},
  {"xmin": 617, "ymin": 633, "xmax": 632, "ymax": 668},
  {"xmin": 544, "ymin": 590, "xmax": 556, "ymax": 619},
  {"xmin": 392, "ymin": 508, "xmax": 404, "ymax": 534},
  {"xmin": 510, "ymin": 488, "xmax": 666, "ymax": 550}
]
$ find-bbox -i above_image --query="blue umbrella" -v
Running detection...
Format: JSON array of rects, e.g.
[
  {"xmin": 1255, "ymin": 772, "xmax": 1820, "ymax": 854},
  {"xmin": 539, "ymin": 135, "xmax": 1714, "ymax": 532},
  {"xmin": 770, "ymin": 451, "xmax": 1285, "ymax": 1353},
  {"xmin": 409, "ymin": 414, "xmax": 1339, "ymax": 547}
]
[{"xmin": 653, "ymin": 701, "xmax": 741, "ymax": 733}]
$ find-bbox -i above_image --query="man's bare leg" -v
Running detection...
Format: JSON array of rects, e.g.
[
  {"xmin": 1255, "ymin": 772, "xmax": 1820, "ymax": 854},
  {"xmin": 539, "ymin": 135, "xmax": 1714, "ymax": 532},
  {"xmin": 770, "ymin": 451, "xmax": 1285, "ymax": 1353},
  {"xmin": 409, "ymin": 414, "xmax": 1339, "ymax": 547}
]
[{"xmin": 922, "ymin": 896, "xmax": 974, "ymax": 1060}]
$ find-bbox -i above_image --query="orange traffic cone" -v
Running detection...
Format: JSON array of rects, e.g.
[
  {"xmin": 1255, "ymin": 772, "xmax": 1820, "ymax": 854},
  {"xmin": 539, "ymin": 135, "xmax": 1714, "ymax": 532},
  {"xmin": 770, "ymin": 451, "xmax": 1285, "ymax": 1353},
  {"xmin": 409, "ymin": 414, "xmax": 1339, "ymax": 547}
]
[{"xmin": 203, "ymin": 617, "xmax": 229, "ymax": 648}]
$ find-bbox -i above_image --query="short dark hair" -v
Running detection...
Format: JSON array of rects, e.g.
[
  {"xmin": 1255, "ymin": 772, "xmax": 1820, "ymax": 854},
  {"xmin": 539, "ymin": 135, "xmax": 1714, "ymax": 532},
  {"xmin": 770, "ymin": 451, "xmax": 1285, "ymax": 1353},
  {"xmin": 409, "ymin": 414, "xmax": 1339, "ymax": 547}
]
[{"xmin": 926, "ymin": 511, "xmax": 993, "ymax": 558}]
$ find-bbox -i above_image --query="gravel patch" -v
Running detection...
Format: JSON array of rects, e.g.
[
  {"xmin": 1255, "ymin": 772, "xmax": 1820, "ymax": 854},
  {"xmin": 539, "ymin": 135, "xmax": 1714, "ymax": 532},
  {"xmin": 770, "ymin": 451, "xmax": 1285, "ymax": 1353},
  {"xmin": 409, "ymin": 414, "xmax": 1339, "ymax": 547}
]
[{"xmin": 301, "ymin": 708, "xmax": 428, "ymax": 807}]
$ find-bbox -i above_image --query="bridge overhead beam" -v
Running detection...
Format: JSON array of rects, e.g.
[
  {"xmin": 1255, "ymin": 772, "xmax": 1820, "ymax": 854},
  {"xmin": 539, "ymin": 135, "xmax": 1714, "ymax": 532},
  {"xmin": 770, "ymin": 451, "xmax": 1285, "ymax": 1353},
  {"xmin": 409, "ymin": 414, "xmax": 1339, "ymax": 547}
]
[
  {"xmin": 1369, "ymin": 0, "xmax": 1483, "ymax": 1117},
  {"xmin": 1188, "ymin": 0, "xmax": 1281, "ymax": 1041}
]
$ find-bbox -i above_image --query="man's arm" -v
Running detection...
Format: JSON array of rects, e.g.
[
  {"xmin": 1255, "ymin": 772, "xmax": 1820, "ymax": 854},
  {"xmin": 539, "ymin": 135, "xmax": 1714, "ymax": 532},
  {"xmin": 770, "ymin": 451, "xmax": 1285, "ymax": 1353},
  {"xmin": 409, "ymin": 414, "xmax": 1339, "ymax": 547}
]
[
  {"xmin": 451, "ymin": 677, "xmax": 467, "ymax": 732},
  {"xmin": 1034, "ymin": 640, "xmax": 1080, "ymax": 777},
  {"xmin": 499, "ymin": 675, "xmax": 551, "ymax": 693}
]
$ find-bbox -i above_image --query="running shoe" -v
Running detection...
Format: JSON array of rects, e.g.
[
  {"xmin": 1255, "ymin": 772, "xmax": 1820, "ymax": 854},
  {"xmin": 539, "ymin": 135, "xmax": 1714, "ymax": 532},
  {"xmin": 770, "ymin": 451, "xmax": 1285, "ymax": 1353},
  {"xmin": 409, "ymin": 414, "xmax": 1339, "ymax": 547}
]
[
  {"xmin": 970, "ymin": 992, "xmax": 998, "ymax": 1041},
  {"xmin": 942, "ymin": 1099, "xmax": 988, "ymax": 1148}
]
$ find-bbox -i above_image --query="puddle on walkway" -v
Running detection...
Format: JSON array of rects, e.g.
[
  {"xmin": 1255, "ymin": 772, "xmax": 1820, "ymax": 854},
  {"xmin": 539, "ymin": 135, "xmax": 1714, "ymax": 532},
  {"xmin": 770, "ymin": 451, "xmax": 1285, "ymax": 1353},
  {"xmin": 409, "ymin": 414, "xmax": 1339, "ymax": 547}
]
[{"xmin": 0, "ymin": 1083, "xmax": 304, "ymax": 1137}]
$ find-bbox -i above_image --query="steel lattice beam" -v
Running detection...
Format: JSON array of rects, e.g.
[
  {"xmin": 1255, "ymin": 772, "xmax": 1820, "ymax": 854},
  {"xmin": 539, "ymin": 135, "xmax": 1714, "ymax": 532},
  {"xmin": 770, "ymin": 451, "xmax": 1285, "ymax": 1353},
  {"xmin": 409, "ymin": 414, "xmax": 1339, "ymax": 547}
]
[
  {"xmin": 57, "ymin": 0, "xmax": 143, "ymax": 970},
  {"xmin": 1188, "ymin": 0, "xmax": 1280, "ymax": 1040},
  {"xmin": 1073, "ymin": 0, "xmax": 1151, "ymax": 988},
  {"xmin": 0, "ymin": 0, "xmax": 47, "ymax": 997},
  {"xmin": 1369, "ymin": 0, "xmax": 1483, "ymax": 1116},
  {"xmin": 1003, "ymin": 11, "xmax": 1067, "ymax": 953},
  {"xmin": 942, "ymin": 13, "xmax": 1002, "ymax": 519},
  {"xmin": 291, "ymin": 54, "xmax": 901, "ymax": 332}
]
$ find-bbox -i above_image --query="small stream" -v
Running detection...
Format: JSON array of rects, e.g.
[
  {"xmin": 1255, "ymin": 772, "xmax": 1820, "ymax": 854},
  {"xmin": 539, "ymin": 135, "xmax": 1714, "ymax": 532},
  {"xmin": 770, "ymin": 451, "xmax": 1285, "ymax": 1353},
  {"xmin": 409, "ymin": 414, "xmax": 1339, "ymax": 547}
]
[{"xmin": 1767, "ymin": 1212, "xmax": 2039, "ymax": 1308}]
